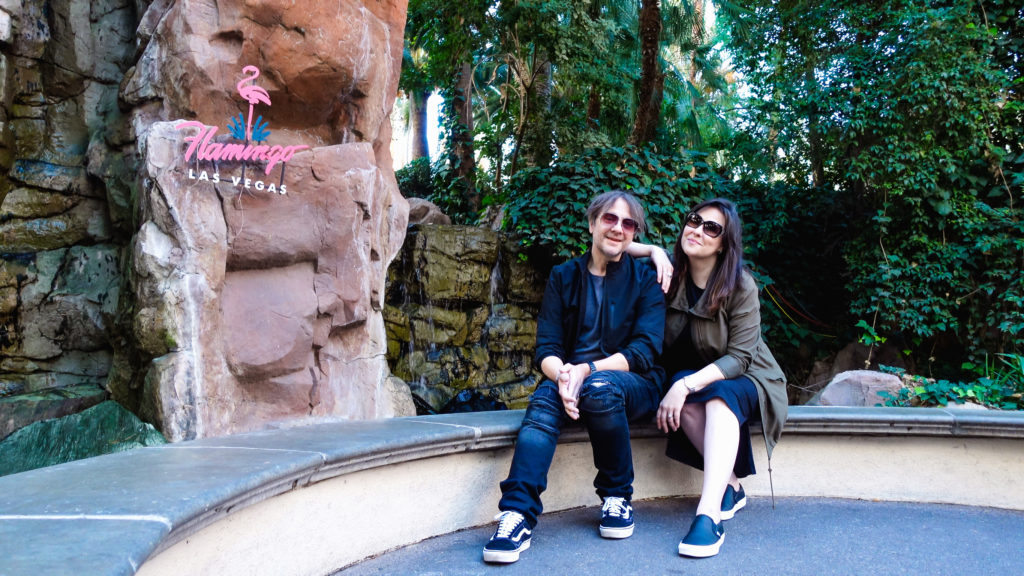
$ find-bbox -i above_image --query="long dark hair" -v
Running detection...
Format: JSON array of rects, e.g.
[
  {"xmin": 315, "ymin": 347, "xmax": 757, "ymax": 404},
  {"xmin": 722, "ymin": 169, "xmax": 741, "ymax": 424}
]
[{"xmin": 667, "ymin": 198, "xmax": 745, "ymax": 314}]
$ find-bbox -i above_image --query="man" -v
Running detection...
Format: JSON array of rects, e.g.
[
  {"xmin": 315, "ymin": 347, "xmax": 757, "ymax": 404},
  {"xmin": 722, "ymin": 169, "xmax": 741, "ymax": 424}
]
[{"xmin": 483, "ymin": 190, "xmax": 666, "ymax": 563}]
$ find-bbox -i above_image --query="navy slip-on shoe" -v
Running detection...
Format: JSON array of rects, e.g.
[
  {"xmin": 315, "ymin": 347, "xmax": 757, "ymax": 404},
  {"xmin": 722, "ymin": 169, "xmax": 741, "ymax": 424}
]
[
  {"xmin": 721, "ymin": 484, "xmax": 747, "ymax": 521},
  {"xmin": 678, "ymin": 514, "xmax": 725, "ymax": 558}
]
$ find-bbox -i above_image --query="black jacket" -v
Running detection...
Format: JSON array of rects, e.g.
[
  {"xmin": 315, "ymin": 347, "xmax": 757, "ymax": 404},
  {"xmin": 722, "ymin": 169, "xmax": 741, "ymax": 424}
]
[{"xmin": 534, "ymin": 252, "xmax": 666, "ymax": 384}]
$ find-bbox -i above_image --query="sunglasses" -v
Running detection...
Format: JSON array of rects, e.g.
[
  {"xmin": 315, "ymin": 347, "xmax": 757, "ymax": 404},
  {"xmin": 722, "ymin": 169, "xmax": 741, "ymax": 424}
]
[
  {"xmin": 600, "ymin": 212, "xmax": 639, "ymax": 234},
  {"xmin": 685, "ymin": 212, "xmax": 724, "ymax": 238}
]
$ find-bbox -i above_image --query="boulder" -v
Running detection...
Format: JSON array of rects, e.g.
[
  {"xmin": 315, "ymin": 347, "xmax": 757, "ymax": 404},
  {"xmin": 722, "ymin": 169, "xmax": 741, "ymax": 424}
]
[
  {"xmin": 0, "ymin": 383, "xmax": 107, "ymax": 441},
  {"xmin": 810, "ymin": 370, "xmax": 904, "ymax": 407},
  {"xmin": 407, "ymin": 197, "xmax": 451, "ymax": 226},
  {"xmin": 0, "ymin": 400, "xmax": 165, "ymax": 477},
  {"xmin": 0, "ymin": 198, "xmax": 111, "ymax": 252},
  {"xmin": 801, "ymin": 342, "xmax": 914, "ymax": 404},
  {"xmin": 0, "ymin": 187, "xmax": 79, "ymax": 218},
  {"xmin": 384, "ymin": 225, "xmax": 548, "ymax": 412},
  {"xmin": 409, "ymin": 304, "xmax": 469, "ymax": 347},
  {"xmin": 381, "ymin": 376, "xmax": 416, "ymax": 418},
  {"xmin": 122, "ymin": 0, "xmax": 406, "ymax": 160},
  {"xmin": 3, "ymin": 0, "xmax": 414, "ymax": 442}
]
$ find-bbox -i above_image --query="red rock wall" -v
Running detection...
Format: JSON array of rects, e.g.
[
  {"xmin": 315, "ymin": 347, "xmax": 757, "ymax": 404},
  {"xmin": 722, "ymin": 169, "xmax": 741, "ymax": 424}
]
[{"xmin": 124, "ymin": 0, "xmax": 412, "ymax": 440}]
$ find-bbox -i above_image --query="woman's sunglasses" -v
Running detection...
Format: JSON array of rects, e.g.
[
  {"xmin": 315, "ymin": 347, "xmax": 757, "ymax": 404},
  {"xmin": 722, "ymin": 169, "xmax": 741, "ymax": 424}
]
[
  {"xmin": 600, "ymin": 212, "xmax": 639, "ymax": 234},
  {"xmin": 684, "ymin": 212, "xmax": 724, "ymax": 238}
]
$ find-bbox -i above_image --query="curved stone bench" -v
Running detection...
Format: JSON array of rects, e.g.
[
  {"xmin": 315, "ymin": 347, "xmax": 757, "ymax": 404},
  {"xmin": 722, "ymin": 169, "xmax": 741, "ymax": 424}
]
[{"xmin": 1, "ymin": 406, "xmax": 1022, "ymax": 575}]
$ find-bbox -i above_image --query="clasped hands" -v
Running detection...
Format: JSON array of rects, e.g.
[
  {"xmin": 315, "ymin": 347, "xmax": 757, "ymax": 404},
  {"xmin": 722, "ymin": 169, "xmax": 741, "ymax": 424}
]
[{"xmin": 557, "ymin": 363, "xmax": 590, "ymax": 420}]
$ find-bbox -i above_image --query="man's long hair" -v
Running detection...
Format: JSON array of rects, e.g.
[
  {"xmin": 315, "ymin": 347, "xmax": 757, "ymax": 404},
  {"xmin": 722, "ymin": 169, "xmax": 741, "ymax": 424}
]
[{"xmin": 667, "ymin": 198, "xmax": 745, "ymax": 314}]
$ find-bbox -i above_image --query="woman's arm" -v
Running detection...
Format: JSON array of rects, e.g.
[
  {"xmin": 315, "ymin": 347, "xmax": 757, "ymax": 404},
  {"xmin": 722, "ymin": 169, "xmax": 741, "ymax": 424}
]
[
  {"xmin": 625, "ymin": 241, "xmax": 673, "ymax": 293},
  {"xmin": 657, "ymin": 275, "xmax": 763, "ymax": 432},
  {"xmin": 656, "ymin": 363, "xmax": 727, "ymax": 433}
]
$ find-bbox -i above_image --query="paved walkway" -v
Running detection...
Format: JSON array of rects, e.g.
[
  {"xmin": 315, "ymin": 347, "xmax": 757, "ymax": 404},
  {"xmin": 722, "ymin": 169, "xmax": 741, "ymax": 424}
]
[{"xmin": 338, "ymin": 497, "xmax": 1024, "ymax": 575}]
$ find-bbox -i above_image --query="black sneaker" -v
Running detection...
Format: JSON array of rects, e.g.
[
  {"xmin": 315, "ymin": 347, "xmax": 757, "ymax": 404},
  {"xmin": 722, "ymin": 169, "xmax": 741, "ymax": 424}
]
[
  {"xmin": 720, "ymin": 484, "xmax": 746, "ymax": 520},
  {"xmin": 678, "ymin": 514, "xmax": 725, "ymax": 557},
  {"xmin": 599, "ymin": 496, "xmax": 634, "ymax": 539},
  {"xmin": 483, "ymin": 511, "xmax": 532, "ymax": 563}
]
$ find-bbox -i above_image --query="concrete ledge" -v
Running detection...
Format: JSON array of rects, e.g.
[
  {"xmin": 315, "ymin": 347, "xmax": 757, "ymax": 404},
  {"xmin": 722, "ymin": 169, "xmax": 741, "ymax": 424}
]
[{"xmin": 0, "ymin": 406, "xmax": 1022, "ymax": 575}]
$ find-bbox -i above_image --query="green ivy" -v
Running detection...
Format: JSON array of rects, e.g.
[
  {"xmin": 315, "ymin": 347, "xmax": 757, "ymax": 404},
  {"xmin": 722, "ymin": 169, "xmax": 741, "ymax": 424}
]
[{"xmin": 501, "ymin": 145, "xmax": 732, "ymax": 259}]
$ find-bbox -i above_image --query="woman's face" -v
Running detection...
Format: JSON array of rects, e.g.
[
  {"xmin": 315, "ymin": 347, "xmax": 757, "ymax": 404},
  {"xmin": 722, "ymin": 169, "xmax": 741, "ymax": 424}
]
[{"xmin": 680, "ymin": 205, "xmax": 726, "ymax": 262}]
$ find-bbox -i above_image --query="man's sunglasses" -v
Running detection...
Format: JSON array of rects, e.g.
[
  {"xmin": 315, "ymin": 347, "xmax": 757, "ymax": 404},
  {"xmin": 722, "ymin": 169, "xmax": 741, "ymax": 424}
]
[
  {"xmin": 600, "ymin": 212, "xmax": 639, "ymax": 234},
  {"xmin": 685, "ymin": 212, "xmax": 724, "ymax": 238}
]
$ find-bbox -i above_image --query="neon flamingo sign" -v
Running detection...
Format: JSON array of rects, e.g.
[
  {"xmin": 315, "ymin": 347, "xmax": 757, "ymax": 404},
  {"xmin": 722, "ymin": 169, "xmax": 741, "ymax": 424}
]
[{"xmin": 176, "ymin": 66, "xmax": 309, "ymax": 193}]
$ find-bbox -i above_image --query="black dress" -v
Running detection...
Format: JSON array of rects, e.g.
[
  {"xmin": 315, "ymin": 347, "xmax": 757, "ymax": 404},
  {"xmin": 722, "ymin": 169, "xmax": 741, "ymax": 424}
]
[{"xmin": 662, "ymin": 278, "xmax": 761, "ymax": 478}]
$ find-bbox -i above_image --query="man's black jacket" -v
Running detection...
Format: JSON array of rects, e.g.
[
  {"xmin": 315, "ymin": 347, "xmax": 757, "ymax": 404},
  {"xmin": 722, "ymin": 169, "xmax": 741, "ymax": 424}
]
[{"xmin": 533, "ymin": 251, "xmax": 666, "ymax": 385}]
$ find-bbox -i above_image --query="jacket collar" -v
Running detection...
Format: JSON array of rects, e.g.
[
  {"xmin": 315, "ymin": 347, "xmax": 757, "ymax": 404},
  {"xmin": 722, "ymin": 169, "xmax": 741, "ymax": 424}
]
[
  {"xmin": 667, "ymin": 275, "xmax": 714, "ymax": 319},
  {"xmin": 581, "ymin": 251, "xmax": 628, "ymax": 278}
]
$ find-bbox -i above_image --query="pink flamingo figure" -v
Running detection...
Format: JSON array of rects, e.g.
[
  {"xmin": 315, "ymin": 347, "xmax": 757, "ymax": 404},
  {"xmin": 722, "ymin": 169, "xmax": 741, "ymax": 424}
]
[{"xmin": 236, "ymin": 66, "xmax": 271, "ymax": 142}]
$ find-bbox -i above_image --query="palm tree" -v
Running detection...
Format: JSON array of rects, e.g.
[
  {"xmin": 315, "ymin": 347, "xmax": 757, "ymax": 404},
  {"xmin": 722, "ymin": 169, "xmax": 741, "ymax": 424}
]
[{"xmin": 631, "ymin": 0, "xmax": 663, "ymax": 145}]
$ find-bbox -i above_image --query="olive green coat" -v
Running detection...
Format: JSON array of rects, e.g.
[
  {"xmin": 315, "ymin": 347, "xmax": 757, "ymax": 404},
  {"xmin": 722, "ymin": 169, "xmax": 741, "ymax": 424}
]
[{"xmin": 664, "ymin": 270, "xmax": 788, "ymax": 459}]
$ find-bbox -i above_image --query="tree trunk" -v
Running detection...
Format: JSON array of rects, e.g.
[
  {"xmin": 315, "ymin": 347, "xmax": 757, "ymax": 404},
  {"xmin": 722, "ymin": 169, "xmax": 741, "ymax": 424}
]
[
  {"xmin": 522, "ymin": 59, "xmax": 554, "ymax": 168},
  {"xmin": 689, "ymin": 0, "xmax": 704, "ymax": 85},
  {"xmin": 631, "ymin": 0, "xmax": 663, "ymax": 146},
  {"xmin": 586, "ymin": 86, "xmax": 601, "ymax": 129},
  {"xmin": 452, "ymin": 61, "xmax": 478, "ymax": 212},
  {"xmin": 409, "ymin": 89, "xmax": 430, "ymax": 161},
  {"xmin": 586, "ymin": 0, "xmax": 603, "ymax": 129}
]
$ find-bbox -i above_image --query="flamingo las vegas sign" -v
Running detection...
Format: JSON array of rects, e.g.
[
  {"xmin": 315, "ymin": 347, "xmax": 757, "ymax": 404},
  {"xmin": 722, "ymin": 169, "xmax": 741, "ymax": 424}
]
[{"xmin": 176, "ymin": 66, "xmax": 309, "ymax": 195}]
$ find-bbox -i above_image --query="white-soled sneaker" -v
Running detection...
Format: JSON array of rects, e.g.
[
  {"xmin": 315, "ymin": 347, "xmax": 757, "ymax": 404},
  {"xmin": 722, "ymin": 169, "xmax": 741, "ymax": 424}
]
[
  {"xmin": 599, "ymin": 496, "xmax": 635, "ymax": 539},
  {"xmin": 483, "ymin": 510, "xmax": 532, "ymax": 563}
]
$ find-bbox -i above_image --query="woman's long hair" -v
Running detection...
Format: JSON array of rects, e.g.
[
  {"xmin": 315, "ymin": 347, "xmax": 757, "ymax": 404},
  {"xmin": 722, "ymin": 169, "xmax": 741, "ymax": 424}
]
[{"xmin": 667, "ymin": 198, "xmax": 745, "ymax": 314}]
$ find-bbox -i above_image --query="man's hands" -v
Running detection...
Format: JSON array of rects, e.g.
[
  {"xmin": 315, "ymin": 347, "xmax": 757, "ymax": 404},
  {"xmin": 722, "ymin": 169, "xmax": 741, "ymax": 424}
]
[
  {"xmin": 557, "ymin": 363, "xmax": 590, "ymax": 420},
  {"xmin": 656, "ymin": 379, "xmax": 688, "ymax": 433}
]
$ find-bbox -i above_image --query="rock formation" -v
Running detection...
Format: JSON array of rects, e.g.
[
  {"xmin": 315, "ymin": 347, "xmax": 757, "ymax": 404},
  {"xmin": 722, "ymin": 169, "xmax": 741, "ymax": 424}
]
[
  {"xmin": 385, "ymin": 225, "xmax": 548, "ymax": 411},
  {"xmin": 0, "ymin": 0, "xmax": 135, "ymax": 440},
  {"xmin": 2, "ymin": 0, "xmax": 413, "ymax": 442}
]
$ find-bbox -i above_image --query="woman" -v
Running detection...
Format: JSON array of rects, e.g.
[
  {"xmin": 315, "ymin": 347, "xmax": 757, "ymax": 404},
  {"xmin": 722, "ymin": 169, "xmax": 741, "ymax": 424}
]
[{"xmin": 629, "ymin": 198, "xmax": 788, "ymax": 558}]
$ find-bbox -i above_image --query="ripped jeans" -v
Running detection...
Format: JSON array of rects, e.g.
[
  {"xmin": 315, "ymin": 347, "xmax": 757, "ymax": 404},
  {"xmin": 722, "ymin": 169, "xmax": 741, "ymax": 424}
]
[{"xmin": 498, "ymin": 371, "xmax": 661, "ymax": 528}]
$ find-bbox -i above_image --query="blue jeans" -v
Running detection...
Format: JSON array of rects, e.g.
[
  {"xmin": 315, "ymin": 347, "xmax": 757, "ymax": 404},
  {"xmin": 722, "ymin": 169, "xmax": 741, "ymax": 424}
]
[{"xmin": 498, "ymin": 370, "xmax": 661, "ymax": 528}]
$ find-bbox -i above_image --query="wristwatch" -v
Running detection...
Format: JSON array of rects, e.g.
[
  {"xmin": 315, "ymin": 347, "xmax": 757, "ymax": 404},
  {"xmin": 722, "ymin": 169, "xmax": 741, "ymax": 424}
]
[
  {"xmin": 683, "ymin": 377, "xmax": 697, "ymax": 394},
  {"xmin": 587, "ymin": 361, "xmax": 597, "ymax": 375}
]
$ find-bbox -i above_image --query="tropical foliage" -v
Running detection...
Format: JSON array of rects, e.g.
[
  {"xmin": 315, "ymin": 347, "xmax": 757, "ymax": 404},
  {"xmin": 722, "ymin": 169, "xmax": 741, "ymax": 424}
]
[{"xmin": 395, "ymin": 0, "xmax": 1023, "ymax": 389}]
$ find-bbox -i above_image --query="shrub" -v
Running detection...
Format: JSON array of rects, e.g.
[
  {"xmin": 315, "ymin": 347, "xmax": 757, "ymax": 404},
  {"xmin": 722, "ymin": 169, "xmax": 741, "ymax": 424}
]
[
  {"xmin": 502, "ymin": 145, "xmax": 732, "ymax": 259},
  {"xmin": 878, "ymin": 358, "xmax": 1024, "ymax": 410},
  {"xmin": 395, "ymin": 157, "xmax": 433, "ymax": 199}
]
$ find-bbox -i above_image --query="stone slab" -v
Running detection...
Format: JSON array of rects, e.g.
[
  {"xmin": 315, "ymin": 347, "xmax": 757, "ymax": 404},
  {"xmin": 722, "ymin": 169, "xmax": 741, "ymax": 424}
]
[
  {"xmin": 190, "ymin": 415, "xmax": 486, "ymax": 476},
  {"xmin": 0, "ymin": 443, "xmax": 324, "ymax": 518},
  {"xmin": 0, "ymin": 517, "xmax": 168, "ymax": 576}
]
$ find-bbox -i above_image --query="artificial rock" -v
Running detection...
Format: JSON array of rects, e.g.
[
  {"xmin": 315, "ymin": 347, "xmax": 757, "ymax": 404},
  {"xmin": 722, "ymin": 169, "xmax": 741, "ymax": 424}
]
[
  {"xmin": 1, "ymin": 0, "xmax": 414, "ymax": 443},
  {"xmin": 385, "ymin": 224, "xmax": 549, "ymax": 411},
  {"xmin": 122, "ymin": 0, "xmax": 411, "ymax": 440}
]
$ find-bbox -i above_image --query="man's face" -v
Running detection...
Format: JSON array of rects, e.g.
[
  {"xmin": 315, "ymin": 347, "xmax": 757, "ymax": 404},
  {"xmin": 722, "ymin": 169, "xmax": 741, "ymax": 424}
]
[{"xmin": 589, "ymin": 198, "xmax": 637, "ymax": 262}]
